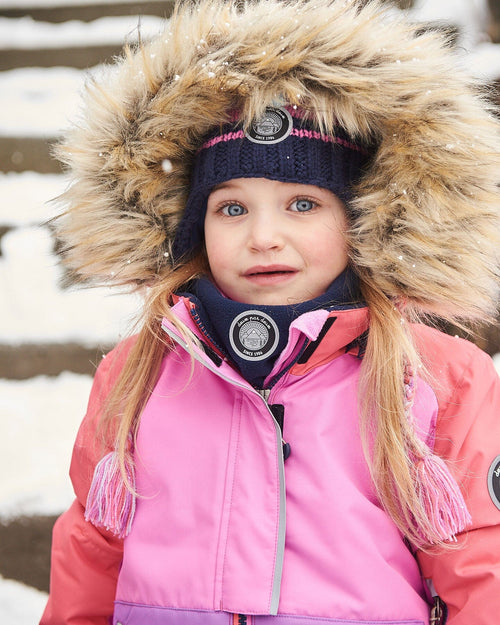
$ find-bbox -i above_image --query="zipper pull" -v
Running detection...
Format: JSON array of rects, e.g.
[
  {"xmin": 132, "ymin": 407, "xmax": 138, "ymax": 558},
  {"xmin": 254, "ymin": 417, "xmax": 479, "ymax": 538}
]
[
  {"xmin": 282, "ymin": 441, "xmax": 291, "ymax": 460},
  {"xmin": 261, "ymin": 396, "xmax": 292, "ymax": 462}
]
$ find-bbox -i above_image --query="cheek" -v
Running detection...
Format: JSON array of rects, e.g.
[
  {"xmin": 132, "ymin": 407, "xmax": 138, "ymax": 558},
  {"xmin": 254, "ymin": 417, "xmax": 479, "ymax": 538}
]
[
  {"xmin": 205, "ymin": 241, "xmax": 223, "ymax": 274},
  {"xmin": 310, "ymin": 215, "xmax": 348, "ymax": 266},
  {"xmin": 204, "ymin": 232, "xmax": 233, "ymax": 282},
  {"xmin": 204, "ymin": 220, "xmax": 221, "ymax": 266},
  {"xmin": 315, "ymin": 239, "xmax": 348, "ymax": 274}
]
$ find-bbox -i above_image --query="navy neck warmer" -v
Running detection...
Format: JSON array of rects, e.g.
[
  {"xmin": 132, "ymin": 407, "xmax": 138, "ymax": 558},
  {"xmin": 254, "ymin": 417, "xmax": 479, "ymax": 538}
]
[{"xmin": 183, "ymin": 268, "xmax": 362, "ymax": 389}]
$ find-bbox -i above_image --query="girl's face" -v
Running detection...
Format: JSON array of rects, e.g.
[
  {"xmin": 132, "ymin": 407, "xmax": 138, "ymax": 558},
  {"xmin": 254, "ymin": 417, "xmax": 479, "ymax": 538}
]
[{"xmin": 204, "ymin": 177, "xmax": 349, "ymax": 306}]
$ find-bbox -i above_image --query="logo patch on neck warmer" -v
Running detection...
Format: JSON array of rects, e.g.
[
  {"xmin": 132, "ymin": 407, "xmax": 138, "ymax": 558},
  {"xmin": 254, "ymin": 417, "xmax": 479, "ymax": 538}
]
[
  {"xmin": 245, "ymin": 107, "xmax": 293, "ymax": 145},
  {"xmin": 229, "ymin": 310, "xmax": 280, "ymax": 361},
  {"xmin": 488, "ymin": 455, "xmax": 500, "ymax": 511}
]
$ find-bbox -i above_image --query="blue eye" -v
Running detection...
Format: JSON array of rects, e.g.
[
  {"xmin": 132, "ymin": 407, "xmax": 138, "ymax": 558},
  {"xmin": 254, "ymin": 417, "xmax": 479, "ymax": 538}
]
[
  {"xmin": 222, "ymin": 203, "xmax": 246, "ymax": 216},
  {"xmin": 291, "ymin": 198, "xmax": 315, "ymax": 212}
]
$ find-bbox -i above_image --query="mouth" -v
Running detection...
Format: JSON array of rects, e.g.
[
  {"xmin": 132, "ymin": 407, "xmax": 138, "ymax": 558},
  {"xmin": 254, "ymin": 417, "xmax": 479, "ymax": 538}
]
[
  {"xmin": 244, "ymin": 265, "xmax": 297, "ymax": 277},
  {"xmin": 243, "ymin": 265, "xmax": 298, "ymax": 285}
]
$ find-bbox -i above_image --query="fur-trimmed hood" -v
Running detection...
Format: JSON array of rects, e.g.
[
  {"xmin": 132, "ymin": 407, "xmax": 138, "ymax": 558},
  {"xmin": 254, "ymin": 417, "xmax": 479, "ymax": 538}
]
[{"xmin": 54, "ymin": 0, "xmax": 500, "ymax": 320}]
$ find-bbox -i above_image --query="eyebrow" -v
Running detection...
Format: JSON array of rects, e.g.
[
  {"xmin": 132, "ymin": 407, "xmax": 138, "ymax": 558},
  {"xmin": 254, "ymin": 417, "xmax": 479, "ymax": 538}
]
[{"xmin": 211, "ymin": 182, "xmax": 236, "ymax": 192}]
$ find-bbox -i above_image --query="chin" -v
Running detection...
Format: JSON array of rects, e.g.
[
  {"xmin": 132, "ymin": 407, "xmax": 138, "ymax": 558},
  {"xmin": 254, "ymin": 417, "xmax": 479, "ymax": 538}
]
[{"xmin": 254, "ymin": 294, "xmax": 305, "ymax": 306}]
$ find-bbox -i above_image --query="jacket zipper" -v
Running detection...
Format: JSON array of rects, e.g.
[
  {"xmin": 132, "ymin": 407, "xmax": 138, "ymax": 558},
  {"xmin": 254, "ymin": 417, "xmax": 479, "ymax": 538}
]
[
  {"xmin": 161, "ymin": 322, "xmax": 286, "ymax": 616},
  {"xmin": 257, "ymin": 388, "xmax": 271, "ymax": 402},
  {"xmin": 233, "ymin": 615, "xmax": 252, "ymax": 625}
]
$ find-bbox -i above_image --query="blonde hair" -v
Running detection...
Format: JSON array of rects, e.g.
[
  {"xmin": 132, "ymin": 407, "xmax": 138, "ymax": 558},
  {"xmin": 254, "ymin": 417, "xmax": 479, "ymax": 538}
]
[
  {"xmin": 99, "ymin": 253, "xmax": 208, "ymax": 490},
  {"xmin": 358, "ymin": 279, "xmax": 447, "ymax": 549},
  {"xmin": 96, "ymin": 246, "xmax": 467, "ymax": 550}
]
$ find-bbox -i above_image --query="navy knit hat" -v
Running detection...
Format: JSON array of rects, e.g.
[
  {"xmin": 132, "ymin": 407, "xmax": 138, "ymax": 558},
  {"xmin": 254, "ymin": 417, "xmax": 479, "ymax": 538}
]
[{"xmin": 172, "ymin": 106, "xmax": 371, "ymax": 261}]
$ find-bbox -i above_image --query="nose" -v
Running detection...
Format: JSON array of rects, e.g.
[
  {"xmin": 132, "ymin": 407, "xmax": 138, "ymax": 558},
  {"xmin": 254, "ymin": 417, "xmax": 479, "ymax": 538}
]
[{"xmin": 247, "ymin": 211, "xmax": 285, "ymax": 252}]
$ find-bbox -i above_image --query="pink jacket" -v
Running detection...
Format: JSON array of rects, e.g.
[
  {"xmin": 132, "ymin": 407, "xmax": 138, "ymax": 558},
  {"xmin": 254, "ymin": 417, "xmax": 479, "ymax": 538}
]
[{"xmin": 41, "ymin": 299, "xmax": 500, "ymax": 625}]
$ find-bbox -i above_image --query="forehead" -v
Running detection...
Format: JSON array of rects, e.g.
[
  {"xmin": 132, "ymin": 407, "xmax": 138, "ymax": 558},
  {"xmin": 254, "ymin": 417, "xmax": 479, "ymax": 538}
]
[{"xmin": 209, "ymin": 177, "xmax": 334, "ymax": 198}]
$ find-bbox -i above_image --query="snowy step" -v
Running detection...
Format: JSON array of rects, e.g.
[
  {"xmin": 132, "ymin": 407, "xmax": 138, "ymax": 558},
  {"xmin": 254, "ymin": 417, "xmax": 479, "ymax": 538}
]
[
  {"xmin": 0, "ymin": 11, "xmax": 166, "ymax": 46},
  {"xmin": 0, "ymin": 44, "xmax": 122, "ymax": 71},
  {"xmin": 0, "ymin": 14, "xmax": 165, "ymax": 49},
  {"xmin": 0, "ymin": 224, "xmax": 140, "ymax": 347},
  {"xmin": 0, "ymin": 516, "xmax": 55, "ymax": 593},
  {"xmin": 0, "ymin": 343, "xmax": 111, "ymax": 379},
  {"xmin": 1, "ymin": 0, "xmax": 171, "ymax": 23},
  {"xmin": 0, "ymin": 371, "xmax": 95, "ymax": 601},
  {"xmin": 0, "ymin": 173, "xmax": 141, "ymax": 360},
  {"xmin": 0, "ymin": 137, "xmax": 59, "ymax": 173},
  {"xmin": 0, "ymin": 67, "xmax": 85, "ymax": 139},
  {"xmin": 0, "ymin": 573, "xmax": 48, "ymax": 623},
  {"xmin": 0, "ymin": 372, "xmax": 92, "ymax": 521},
  {"xmin": 0, "ymin": 14, "xmax": 165, "ymax": 69},
  {"xmin": 0, "ymin": 63, "xmax": 94, "ymax": 169},
  {"xmin": 0, "ymin": 172, "xmax": 65, "ymax": 227}
]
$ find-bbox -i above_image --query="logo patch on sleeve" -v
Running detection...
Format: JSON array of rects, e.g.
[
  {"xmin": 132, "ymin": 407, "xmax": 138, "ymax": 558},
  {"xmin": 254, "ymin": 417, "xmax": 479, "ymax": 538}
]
[
  {"xmin": 229, "ymin": 310, "xmax": 279, "ymax": 361},
  {"xmin": 487, "ymin": 455, "xmax": 500, "ymax": 511}
]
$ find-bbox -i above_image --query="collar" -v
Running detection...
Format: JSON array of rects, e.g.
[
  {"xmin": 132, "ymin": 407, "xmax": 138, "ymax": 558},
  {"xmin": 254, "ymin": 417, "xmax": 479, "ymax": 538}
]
[
  {"xmin": 164, "ymin": 296, "xmax": 369, "ymax": 386},
  {"xmin": 177, "ymin": 269, "xmax": 364, "ymax": 388}
]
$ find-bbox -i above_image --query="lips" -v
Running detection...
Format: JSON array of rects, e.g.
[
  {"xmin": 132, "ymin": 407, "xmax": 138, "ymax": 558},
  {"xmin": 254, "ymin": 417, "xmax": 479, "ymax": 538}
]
[
  {"xmin": 244, "ymin": 265, "xmax": 297, "ymax": 277},
  {"xmin": 243, "ymin": 265, "xmax": 298, "ymax": 286}
]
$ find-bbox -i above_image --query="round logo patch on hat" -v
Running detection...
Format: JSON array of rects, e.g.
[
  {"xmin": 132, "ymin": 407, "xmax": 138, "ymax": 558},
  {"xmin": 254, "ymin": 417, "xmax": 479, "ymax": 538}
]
[
  {"xmin": 245, "ymin": 107, "xmax": 293, "ymax": 145},
  {"xmin": 229, "ymin": 310, "xmax": 280, "ymax": 361},
  {"xmin": 488, "ymin": 455, "xmax": 500, "ymax": 511}
]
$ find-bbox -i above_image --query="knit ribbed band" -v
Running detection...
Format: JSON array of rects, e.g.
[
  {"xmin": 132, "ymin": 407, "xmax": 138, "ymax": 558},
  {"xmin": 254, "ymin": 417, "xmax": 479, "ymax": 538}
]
[{"xmin": 173, "ymin": 106, "xmax": 371, "ymax": 261}]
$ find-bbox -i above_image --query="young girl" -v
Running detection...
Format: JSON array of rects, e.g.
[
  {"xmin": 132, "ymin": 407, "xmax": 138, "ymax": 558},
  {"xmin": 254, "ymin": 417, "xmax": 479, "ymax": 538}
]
[{"xmin": 42, "ymin": 1, "xmax": 500, "ymax": 624}]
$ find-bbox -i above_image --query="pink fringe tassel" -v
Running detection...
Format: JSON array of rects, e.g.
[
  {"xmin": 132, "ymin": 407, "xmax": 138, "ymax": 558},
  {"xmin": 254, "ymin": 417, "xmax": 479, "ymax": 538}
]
[
  {"xmin": 404, "ymin": 361, "xmax": 471, "ymax": 544},
  {"xmin": 415, "ymin": 453, "xmax": 472, "ymax": 543},
  {"xmin": 85, "ymin": 451, "xmax": 136, "ymax": 538}
]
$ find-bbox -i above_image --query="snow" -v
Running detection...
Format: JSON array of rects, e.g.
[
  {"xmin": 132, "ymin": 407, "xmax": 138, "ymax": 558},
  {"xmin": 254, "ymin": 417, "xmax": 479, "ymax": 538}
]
[
  {"xmin": 0, "ymin": 172, "xmax": 65, "ymax": 224},
  {"xmin": 0, "ymin": 171, "xmax": 141, "ymax": 345},
  {"xmin": 0, "ymin": 173, "xmax": 139, "ymax": 618},
  {"xmin": 0, "ymin": 224, "xmax": 141, "ymax": 345},
  {"xmin": 0, "ymin": 575, "xmax": 47, "ymax": 625},
  {"xmin": 0, "ymin": 175, "xmax": 138, "ymax": 621},
  {"xmin": 0, "ymin": 68, "xmax": 86, "ymax": 137},
  {"xmin": 3, "ymin": 0, "xmax": 153, "ymax": 6},
  {"xmin": 0, "ymin": 372, "xmax": 92, "ymax": 520},
  {"xmin": 0, "ymin": 15, "xmax": 164, "ymax": 49}
]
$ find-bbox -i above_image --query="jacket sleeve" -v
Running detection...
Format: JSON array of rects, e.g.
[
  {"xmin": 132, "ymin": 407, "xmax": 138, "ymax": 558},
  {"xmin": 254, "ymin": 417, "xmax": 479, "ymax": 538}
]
[
  {"xmin": 415, "ymin": 331, "xmax": 500, "ymax": 625},
  {"xmin": 40, "ymin": 341, "xmax": 133, "ymax": 625}
]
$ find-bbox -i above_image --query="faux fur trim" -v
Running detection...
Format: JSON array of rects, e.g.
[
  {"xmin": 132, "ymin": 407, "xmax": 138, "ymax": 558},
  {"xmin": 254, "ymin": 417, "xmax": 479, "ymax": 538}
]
[{"xmin": 54, "ymin": 0, "xmax": 500, "ymax": 320}]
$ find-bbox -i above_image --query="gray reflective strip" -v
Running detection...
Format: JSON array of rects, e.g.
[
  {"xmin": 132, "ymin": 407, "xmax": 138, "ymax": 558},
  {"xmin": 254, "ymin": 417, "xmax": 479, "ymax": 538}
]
[
  {"xmin": 162, "ymin": 323, "xmax": 286, "ymax": 614},
  {"xmin": 270, "ymin": 415, "xmax": 286, "ymax": 615}
]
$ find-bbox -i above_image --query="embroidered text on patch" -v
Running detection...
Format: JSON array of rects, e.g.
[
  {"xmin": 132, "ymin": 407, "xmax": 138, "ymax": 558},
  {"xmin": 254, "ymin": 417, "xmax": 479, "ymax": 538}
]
[{"xmin": 229, "ymin": 311, "xmax": 279, "ymax": 361}]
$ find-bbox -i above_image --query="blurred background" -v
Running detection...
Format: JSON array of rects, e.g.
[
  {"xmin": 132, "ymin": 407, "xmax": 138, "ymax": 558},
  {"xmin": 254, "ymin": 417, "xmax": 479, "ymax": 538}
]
[{"xmin": 0, "ymin": 0, "xmax": 499, "ymax": 621}]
